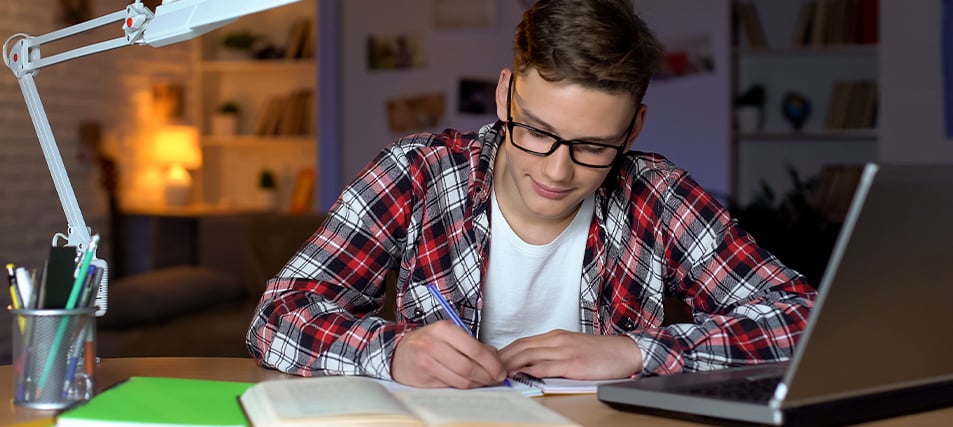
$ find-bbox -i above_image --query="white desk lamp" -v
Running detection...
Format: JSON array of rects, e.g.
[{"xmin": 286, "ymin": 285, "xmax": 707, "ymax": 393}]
[{"xmin": 3, "ymin": 0, "xmax": 300, "ymax": 315}]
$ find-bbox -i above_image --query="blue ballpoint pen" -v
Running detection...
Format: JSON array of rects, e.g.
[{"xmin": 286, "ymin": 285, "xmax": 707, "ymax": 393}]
[
  {"xmin": 426, "ymin": 283, "xmax": 469, "ymax": 332},
  {"xmin": 426, "ymin": 283, "xmax": 512, "ymax": 388}
]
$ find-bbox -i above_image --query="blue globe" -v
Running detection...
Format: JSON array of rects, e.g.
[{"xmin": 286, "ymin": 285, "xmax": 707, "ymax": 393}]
[{"xmin": 782, "ymin": 92, "xmax": 812, "ymax": 131}]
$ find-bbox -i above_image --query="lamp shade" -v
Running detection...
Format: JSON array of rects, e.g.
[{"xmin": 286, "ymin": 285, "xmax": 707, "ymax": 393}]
[{"xmin": 153, "ymin": 125, "xmax": 201, "ymax": 169}]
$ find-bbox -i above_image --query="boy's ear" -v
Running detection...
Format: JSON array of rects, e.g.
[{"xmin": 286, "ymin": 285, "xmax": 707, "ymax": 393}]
[
  {"xmin": 495, "ymin": 69, "xmax": 512, "ymax": 123},
  {"xmin": 624, "ymin": 104, "xmax": 648, "ymax": 151}
]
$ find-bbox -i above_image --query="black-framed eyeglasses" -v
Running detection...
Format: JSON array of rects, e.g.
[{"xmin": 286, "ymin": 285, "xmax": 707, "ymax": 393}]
[{"xmin": 505, "ymin": 74, "xmax": 635, "ymax": 168}]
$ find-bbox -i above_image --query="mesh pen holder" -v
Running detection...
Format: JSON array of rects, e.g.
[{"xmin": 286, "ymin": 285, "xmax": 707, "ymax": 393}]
[{"xmin": 10, "ymin": 307, "xmax": 96, "ymax": 409}]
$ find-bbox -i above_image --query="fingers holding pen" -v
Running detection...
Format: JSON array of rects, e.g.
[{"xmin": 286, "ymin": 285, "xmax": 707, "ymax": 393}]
[{"xmin": 392, "ymin": 320, "xmax": 506, "ymax": 389}]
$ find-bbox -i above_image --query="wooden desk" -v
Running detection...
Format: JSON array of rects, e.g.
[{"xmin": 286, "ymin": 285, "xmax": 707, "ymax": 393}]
[{"xmin": 2, "ymin": 357, "xmax": 951, "ymax": 426}]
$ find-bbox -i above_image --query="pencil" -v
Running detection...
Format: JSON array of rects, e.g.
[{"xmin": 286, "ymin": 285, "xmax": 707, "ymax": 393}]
[
  {"xmin": 37, "ymin": 236, "xmax": 99, "ymax": 393},
  {"xmin": 8, "ymin": 264, "xmax": 25, "ymax": 332}
]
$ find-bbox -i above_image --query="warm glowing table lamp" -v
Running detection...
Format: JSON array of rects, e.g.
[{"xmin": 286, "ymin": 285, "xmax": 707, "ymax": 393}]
[
  {"xmin": 153, "ymin": 125, "xmax": 202, "ymax": 206},
  {"xmin": 3, "ymin": 0, "xmax": 300, "ymax": 315}
]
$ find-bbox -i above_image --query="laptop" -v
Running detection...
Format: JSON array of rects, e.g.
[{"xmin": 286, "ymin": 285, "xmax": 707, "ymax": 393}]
[{"xmin": 598, "ymin": 163, "xmax": 953, "ymax": 426}]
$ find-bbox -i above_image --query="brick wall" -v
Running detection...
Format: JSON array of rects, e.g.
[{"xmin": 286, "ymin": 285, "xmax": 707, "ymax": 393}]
[{"xmin": 0, "ymin": 0, "xmax": 192, "ymax": 272}]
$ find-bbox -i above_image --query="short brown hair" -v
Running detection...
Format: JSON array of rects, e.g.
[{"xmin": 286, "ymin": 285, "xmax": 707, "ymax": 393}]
[{"xmin": 514, "ymin": 0, "xmax": 662, "ymax": 104}]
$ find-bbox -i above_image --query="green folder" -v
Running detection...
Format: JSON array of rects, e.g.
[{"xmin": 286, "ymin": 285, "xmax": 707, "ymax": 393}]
[{"xmin": 56, "ymin": 377, "xmax": 254, "ymax": 426}]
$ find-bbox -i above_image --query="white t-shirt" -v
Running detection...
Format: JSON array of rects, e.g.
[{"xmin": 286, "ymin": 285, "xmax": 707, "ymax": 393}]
[{"xmin": 479, "ymin": 190, "xmax": 594, "ymax": 349}]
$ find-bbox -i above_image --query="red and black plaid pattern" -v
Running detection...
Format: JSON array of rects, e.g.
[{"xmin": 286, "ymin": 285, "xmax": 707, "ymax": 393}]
[{"xmin": 246, "ymin": 121, "xmax": 816, "ymax": 379}]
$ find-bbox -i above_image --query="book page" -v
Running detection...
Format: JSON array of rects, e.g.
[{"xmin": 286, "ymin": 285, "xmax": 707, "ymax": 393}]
[
  {"xmin": 241, "ymin": 376, "xmax": 422, "ymax": 426},
  {"xmin": 396, "ymin": 389, "xmax": 579, "ymax": 426}
]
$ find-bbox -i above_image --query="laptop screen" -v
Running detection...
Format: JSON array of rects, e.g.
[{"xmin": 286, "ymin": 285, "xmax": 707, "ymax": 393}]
[{"xmin": 781, "ymin": 163, "xmax": 953, "ymax": 407}]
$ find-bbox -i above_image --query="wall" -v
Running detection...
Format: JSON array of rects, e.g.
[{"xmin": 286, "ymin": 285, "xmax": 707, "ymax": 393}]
[
  {"xmin": 879, "ymin": 0, "xmax": 953, "ymax": 161},
  {"xmin": 336, "ymin": 0, "xmax": 521, "ymax": 196},
  {"xmin": 324, "ymin": 0, "xmax": 731, "ymax": 210},
  {"xmin": 0, "ymin": 1, "xmax": 192, "ymax": 270},
  {"xmin": 635, "ymin": 0, "xmax": 732, "ymax": 202}
]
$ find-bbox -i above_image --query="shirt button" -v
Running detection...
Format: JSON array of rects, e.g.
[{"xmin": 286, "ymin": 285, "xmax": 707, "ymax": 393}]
[
  {"xmin": 413, "ymin": 308, "xmax": 424, "ymax": 317},
  {"xmin": 624, "ymin": 320, "xmax": 635, "ymax": 330}
]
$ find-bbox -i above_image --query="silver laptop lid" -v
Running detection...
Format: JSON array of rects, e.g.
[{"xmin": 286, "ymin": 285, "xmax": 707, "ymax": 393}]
[{"xmin": 779, "ymin": 163, "xmax": 953, "ymax": 408}]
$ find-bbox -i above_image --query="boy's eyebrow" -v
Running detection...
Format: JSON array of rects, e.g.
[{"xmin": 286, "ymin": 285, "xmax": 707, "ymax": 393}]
[{"xmin": 514, "ymin": 93, "xmax": 626, "ymax": 143}]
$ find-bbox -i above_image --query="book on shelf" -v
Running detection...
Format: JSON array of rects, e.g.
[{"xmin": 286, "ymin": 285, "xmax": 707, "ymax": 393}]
[
  {"xmin": 284, "ymin": 18, "xmax": 314, "ymax": 60},
  {"xmin": 825, "ymin": 81, "xmax": 853, "ymax": 129},
  {"xmin": 841, "ymin": 0, "xmax": 861, "ymax": 45},
  {"xmin": 253, "ymin": 90, "xmax": 314, "ymax": 136},
  {"xmin": 859, "ymin": 0, "xmax": 879, "ymax": 44},
  {"xmin": 288, "ymin": 167, "xmax": 315, "ymax": 213},
  {"xmin": 735, "ymin": 2, "xmax": 767, "ymax": 48},
  {"xmin": 825, "ymin": 0, "xmax": 850, "ymax": 45},
  {"xmin": 56, "ymin": 376, "xmax": 253, "ymax": 427},
  {"xmin": 792, "ymin": 1, "xmax": 817, "ymax": 46},
  {"xmin": 239, "ymin": 375, "xmax": 580, "ymax": 427},
  {"xmin": 800, "ymin": 0, "xmax": 872, "ymax": 46},
  {"xmin": 813, "ymin": 164, "xmax": 864, "ymax": 221},
  {"xmin": 254, "ymin": 96, "xmax": 285, "ymax": 136},
  {"xmin": 808, "ymin": 0, "xmax": 828, "ymax": 45},
  {"xmin": 825, "ymin": 80, "xmax": 877, "ymax": 129}
]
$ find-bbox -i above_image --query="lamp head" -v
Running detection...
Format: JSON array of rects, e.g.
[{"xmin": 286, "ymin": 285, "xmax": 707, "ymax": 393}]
[{"xmin": 144, "ymin": 0, "xmax": 301, "ymax": 47}]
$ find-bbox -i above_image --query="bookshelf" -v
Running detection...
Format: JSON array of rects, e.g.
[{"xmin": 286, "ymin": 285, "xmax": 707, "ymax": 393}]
[
  {"xmin": 193, "ymin": 0, "xmax": 318, "ymax": 211},
  {"xmin": 732, "ymin": 0, "xmax": 878, "ymax": 205}
]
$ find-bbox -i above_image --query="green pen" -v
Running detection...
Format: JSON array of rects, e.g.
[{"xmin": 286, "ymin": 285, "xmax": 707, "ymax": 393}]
[{"xmin": 37, "ymin": 235, "xmax": 99, "ymax": 393}]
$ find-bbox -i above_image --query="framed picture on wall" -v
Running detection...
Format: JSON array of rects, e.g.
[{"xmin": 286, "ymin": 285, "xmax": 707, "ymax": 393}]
[
  {"xmin": 434, "ymin": 0, "xmax": 496, "ymax": 29},
  {"xmin": 458, "ymin": 78, "xmax": 497, "ymax": 115},
  {"xmin": 386, "ymin": 92, "xmax": 445, "ymax": 133},
  {"xmin": 367, "ymin": 33, "xmax": 426, "ymax": 70}
]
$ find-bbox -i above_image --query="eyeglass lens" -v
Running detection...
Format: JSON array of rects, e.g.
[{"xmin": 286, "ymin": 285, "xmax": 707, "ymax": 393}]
[{"xmin": 509, "ymin": 124, "xmax": 621, "ymax": 167}]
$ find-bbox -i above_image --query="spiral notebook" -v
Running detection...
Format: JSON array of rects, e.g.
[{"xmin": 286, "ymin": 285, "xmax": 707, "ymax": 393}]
[{"xmin": 508, "ymin": 373, "xmax": 624, "ymax": 396}]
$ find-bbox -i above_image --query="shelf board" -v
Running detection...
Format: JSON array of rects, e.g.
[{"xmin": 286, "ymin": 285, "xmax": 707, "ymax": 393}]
[
  {"xmin": 736, "ymin": 44, "xmax": 878, "ymax": 57},
  {"xmin": 202, "ymin": 135, "xmax": 317, "ymax": 147},
  {"xmin": 736, "ymin": 129, "xmax": 878, "ymax": 141},
  {"xmin": 199, "ymin": 59, "xmax": 316, "ymax": 73}
]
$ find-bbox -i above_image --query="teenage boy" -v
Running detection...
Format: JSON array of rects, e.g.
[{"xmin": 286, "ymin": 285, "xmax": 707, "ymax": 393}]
[{"xmin": 247, "ymin": 0, "xmax": 816, "ymax": 389}]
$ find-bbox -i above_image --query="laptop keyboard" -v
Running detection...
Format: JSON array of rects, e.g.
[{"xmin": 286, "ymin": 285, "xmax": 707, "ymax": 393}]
[{"xmin": 681, "ymin": 376, "xmax": 782, "ymax": 404}]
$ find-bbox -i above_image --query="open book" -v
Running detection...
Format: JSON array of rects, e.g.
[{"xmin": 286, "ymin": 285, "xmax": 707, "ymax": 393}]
[{"xmin": 239, "ymin": 376, "xmax": 580, "ymax": 427}]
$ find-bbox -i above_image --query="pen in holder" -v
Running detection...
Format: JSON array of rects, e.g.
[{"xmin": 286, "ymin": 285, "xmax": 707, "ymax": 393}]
[{"xmin": 10, "ymin": 307, "xmax": 96, "ymax": 409}]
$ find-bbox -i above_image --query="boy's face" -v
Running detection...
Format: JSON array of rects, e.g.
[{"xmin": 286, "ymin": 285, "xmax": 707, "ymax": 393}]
[{"xmin": 493, "ymin": 68, "xmax": 646, "ymax": 231}]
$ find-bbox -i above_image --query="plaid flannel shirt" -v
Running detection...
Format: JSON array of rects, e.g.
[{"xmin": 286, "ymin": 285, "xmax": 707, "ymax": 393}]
[{"xmin": 246, "ymin": 121, "xmax": 816, "ymax": 379}]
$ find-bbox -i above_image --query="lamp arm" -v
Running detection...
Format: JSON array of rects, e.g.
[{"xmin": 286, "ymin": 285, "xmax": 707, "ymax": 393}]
[
  {"xmin": 12, "ymin": 72, "xmax": 110, "ymax": 316},
  {"xmin": 2, "ymin": 1, "xmax": 156, "ymax": 248},
  {"xmin": 1, "ymin": 2, "xmax": 153, "ymax": 317},
  {"xmin": 5, "ymin": 2, "xmax": 153, "ymax": 76},
  {"xmin": 16, "ymin": 74, "xmax": 91, "ymax": 249},
  {"xmin": 4, "ymin": 0, "xmax": 303, "ymax": 317}
]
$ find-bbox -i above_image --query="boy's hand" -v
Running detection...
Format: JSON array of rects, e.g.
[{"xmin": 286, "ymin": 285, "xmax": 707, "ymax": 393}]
[
  {"xmin": 499, "ymin": 329, "xmax": 643, "ymax": 380},
  {"xmin": 392, "ymin": 320, "xmax": 507, "ymax": 388}
]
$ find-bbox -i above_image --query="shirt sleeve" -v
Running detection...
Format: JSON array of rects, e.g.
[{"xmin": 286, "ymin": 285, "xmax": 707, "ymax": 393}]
[
  {"xmin": 627, "ymin": 168, "xmax": 817, "ymax": 376},
  {"xmin": 245, "ymin": 143, "xmax": 419, "ymax": 379}
]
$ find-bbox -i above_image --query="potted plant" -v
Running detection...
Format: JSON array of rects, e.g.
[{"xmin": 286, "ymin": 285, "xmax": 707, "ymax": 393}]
[
  {"xmin": 212, "ymin": 101, "xmax": 240, "ymax": 136},
  {"xmin": 258, "ymin": 169, "xmax": 280, "ymax": 211},
  {"xmin": 220, "ymin": 30, "xmax": 260, "ymax": 59},
  {"xmin": 734, "ymin": 84, "xmax": 765, "ymax": 133}
]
